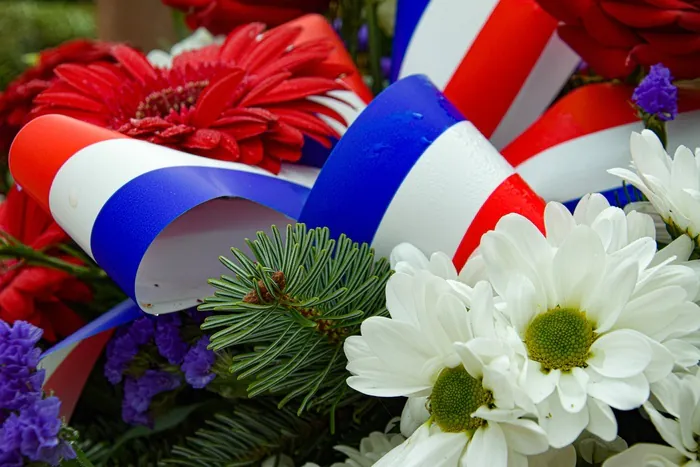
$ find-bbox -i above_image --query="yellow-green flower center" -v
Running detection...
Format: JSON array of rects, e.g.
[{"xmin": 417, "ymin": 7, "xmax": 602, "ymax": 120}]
[
  {"xmin": 524, "ymin": 307, "xmax": 596, "ymax": 372},
  {"xmin": 429, "ymin": 366, "xmax": 493, "ymax": 433}
]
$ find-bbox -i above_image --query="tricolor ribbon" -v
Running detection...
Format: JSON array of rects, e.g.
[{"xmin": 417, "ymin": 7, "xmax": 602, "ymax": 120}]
[
  {"xmin": 17, "ymin": 76, "xmax": 547, "ymax": 419},
  {"xmin": 391, "ymin": 0, "xmax": 580, "ymax": 149},
  {"xmin": 502, "ymin": 83, "xmax": 700, "ymax": 207}
]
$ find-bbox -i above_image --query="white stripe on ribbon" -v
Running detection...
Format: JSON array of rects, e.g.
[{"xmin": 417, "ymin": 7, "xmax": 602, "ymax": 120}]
[
  {"xmin": 398, "ymin": 0, "xmax": 498, "ymax": 87},
  {"xmin": 490, "ymin": 35, "xmax": 580, "ymax": 150},
  {"xmin": 516, "ymin": 109, "xmax": 700, "ymax": 202},
  {"xmin": 371, "ymin": 120, "xmax": 514, "ymax": 257},
  {"xmin": 308, "ymin": 90, "xmax": 368, "ymax": 135},
  {"xmin": 48, "ymin": 139, "xmax": 320, "ymax": 259}
]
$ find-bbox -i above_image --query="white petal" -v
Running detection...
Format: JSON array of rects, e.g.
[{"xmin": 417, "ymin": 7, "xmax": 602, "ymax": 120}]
[
  {"xmin": 470, "ymin": 281, "xmax": 497, "ymax": 339},
  {"xmin": 672, "ymin": 145, "xmax": 700, "ymax": 192},
  {"xmin": 588, "ymin": 329, "xmax": 651, "ymax": 378},
  {"xmin": 665, "ymin": 339, "xmax": 700, "ymax": 369},
  {"xmin": 645, "ymin": 402, "xmax": 695, "ymax": 459},
  {"xmin": 466, "ymin": 423, "xmax": 507, "ymax": 467},
  {"xmin": 522, "ymin": 361, "xmax": 559, "ymax": 404},
  {"xmin": 400, "ymin": 397, "xmax": 430, "ymax": 437},
  {"xmin": 633, "ymin": 130, "xmax": 671, "ymax": 184},
  {"xmin": 556, "ymin": 368, "xmax": 589, "ymax": 413},
  {"xmin": 390, "ymin": 243, "xmax": 429, "ymax": 271},
  {"xmin": 589, "ymin": 206, "xmax": 628, "ymax": 253},
  {"xmin": 583, "ymin": 258, "xmax": 639, "ymax": 333},
  {"xmin": 503, "ymin": 275, "xmax": 539, "ymax": 335},
  {"xmin": 385, "ymin": 274, "xmax": 420, "ymax": 324},
  {"xmin": 587, "ymin": 371, "xmax": 650, "ymax": 410},
  {"xmin": 429, "ymin": 252, "xmax": 458, "ymax": 280},
  {"xmin": 643, "ymin": 338, "xmax": 675, "ymax": 383},
  {"xmin": 499, "ymin": 419, "xmax": 549, "ymax": 456},
  {"xmin": 436, "ymin": 293, "xmax": 473, "ymax": 344},
  {"xmin": 586, "ymin": 397, "xmax": 618, "ymax": 442},
  {"xmin": 545, "ymin": 201, "xmax": 576, "ymax": 247},
  {"xmin": 552, "ymin": 226, "xmax": 605, "ymax": 309},
  {"xmin": 537, "ymin": 394, "xmax": 589, "ymax": 448},
  {"xmin": 602, "ymin": 443, "xmax": 688, "ymax": 467},
  {"xmin": 654, "ymin": 234, "xmax": 693, "ymax": 266}
]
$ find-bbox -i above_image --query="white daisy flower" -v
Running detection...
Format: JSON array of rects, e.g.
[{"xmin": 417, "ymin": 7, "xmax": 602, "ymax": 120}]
[
  {"xmin": 603, "ymin": 371, "xmax": 700, "ymax": 466},
  {"xmin": 332, "ymin": 431, "xmax": 405, "ymax": 467},
  {"xmin": 479, "ymin": 204, "xmax": 700, "ymax": 447},
  {"xmin": 147, "ymin": 28, "xmax": 224, "ymax": 68},
  {"xmin": 345, "ymin": 273, "xmax": 550, "ymax": 466},
  {"xmin": 609, "ymin": 129, "xmax": 700, "ymax": 246}
]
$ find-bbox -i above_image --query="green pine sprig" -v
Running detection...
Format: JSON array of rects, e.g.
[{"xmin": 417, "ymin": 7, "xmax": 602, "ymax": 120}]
[
  {"xmin": 163, "ymin": 402, "xmax": 318, "ymax": 467},
  {"xmin": 199, "ymin": 224, "xmax": 391, "ymax": 414}
]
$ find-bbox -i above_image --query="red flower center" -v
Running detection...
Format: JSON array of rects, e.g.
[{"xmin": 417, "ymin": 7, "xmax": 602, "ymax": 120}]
[{"xmin": 134, "ymin": 80, "xmax": 211, "ymax": 119}]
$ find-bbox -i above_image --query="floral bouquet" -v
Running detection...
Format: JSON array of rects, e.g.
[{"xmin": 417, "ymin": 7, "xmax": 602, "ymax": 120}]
[{"xmin": 3, "ymin": 1, "xmax": 700, "ymax": 466}]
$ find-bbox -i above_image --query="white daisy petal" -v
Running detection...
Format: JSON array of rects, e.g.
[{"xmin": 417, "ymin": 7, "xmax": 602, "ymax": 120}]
[
  {"xmin": 588, "ymin": 329, "xmax": 651, "ymax": 378},
  {"xmin": 586, "ymin": 396, "xmax": 618, "ymax": 442},
  {"xmin": 544, "ymin": 201, "xmax": 576, "ymax": 247},
  {"xmin": 552, "ymin": 226, "xmax": 605, "ymax": 309},
  {"xmin": 537, "ymin": 394, "xmax": 589, "ymax": 448},
  {"xmin": 602, "ymin": 443, "xmax": 689, "ymax": 467},
  {"xmin": 400, "ymin": 397, "xmax": 430, "ymax": 437},
  {"xmin": 466, "ymin": 423, "xmax": 508, "ymax": 467},
  {"xmin": 644, "ymin": 402, "xmax": 695, "ymax": 459},
  {"xmin": 587, "ymin": 371, "xmax": 650, "ymax": 410},
  {"xmin": 499, "ymin": 419, "xmax": 549, "ymax": 456},
  {"xmin": 523, "ymin": 361, "xmax": 559, "ymax": 404},
  {"xmin": 643, "ymin": 337, "xmax": 675, "ymax": 383},
  {"xmin": 556, "ymin": 368, "xmax": 589, "ymax": 413}
]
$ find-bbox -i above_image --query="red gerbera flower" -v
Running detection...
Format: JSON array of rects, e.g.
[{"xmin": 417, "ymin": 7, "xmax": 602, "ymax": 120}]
[
  {"xmin": 0, "ymin": 187, "xmax": 92, "ymax": 342},
  {"xmin": 0, "ymin": 39, "xmax": 115, "ymax": 157},
  {"xmin": 162, "ymin": 0, "xmax": 331, "ymax": 35},
  {"xmin": 31, "ymin": 23, "xmax": 354, "ymax": 173}
]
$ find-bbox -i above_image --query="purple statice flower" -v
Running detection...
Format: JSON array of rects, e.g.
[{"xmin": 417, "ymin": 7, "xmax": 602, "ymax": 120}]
[
  {"xmin": 0, "ymin": 321, "xmax": 45, "ymax": 412},
  {"xmin": 181, "ymin": 336, "xmax": 216, "ymax": 389},
  {"xmin": 0, "ymin": 449, "xmax": 23, "ymax": 467},
  {"xmin": 104, "ymin": 317, "xmax": 155, "ymax": 385},
  {"xmin": 121, "ymin": 370, "xmax": 181, "ymax": 426},
  {"xmin": 633, "ymin": 63, "xmax": 678, "ymax": 122},
  {"xmin": 358, "ymin": 24, "xmax": 369, "ymax": 51},
  {"xmin": 0, "ymin": 397, "xmax": 76, "ymax": 466},
  {"xmin": 155, "ymin": 314, "xmax": 188, "ymax": 365}
]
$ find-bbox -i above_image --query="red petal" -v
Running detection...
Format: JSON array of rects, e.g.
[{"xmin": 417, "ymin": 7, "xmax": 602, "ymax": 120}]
[
  {"xmin": 191, "ymin": 69, "xmax": 245, "ymax": 128},
  {"xmin": 33, "ymin": 91, "xmax": 106, "ymax": 112},
  {"xmin": 533, "ymin": 0, "xmax": 591, "ymax": 25},
  {"xmin": 639, "ymin": 32, "xmax": 700, "ymax": 54},
  {"xmin": 239, "ymin": 137, "xmax": 264, "ymax": 164},
  {"xmin": 265, "ymin": 121, "xmax": 304, "ymax": 146},
  {"xmin": 219, "ymin": 23, "xmax": 267, "ymax": 64},
  {"xmin": 557, "ymin": 25, "xmax": 635, "ymax": 78},
  {"xmin": 111, "ymin": 45, "xmax": 158, "ymax": 85},
  {"xmin": 601, "ymin": 2, "xmax": 700, "ymax": 29},
  {"xmin": 247, "ymin": 77, "xmax": 344, "ymax": 106},
  {"xmin": 264, "ymin": 140, "xmax": 303, "ymax": 162},
  {"xmin": 238, "ymin": 72, "xmax": 292, "ymax": 107},
  {"xmin": 218, "ymin": 120, "xmax": 268, "ymax": 140},
  {"xmin": 183, "ymin": 128, "xmax": 223, "ymax": 149},
  {"xmin": 239, "ymin": 25, "xmax": 303, "ymax": 72},
  {"xmin": 271, "ymin": 108, "xmax": 339, "ymax": 139},
  {"xmin": 43, "ymin": 301, "xmax": 85, "ymax": 339},
  {"xmin": 257, "ymin": 155, "xmax": 282, "ymax": 174},
  {"xmin": 582, "ymin": 3, "xmax": 640, "ymax": 48},
  {"xmin": 53, "ymin": 63, "xmax": 114, "ymax": 100},
  {"xmin": 265, "ymin": 99, "xmax": 348, "ymax": 126},
  {"xmin": 630, "ymin": 44, "xmax": 700, "ymax": 79}
]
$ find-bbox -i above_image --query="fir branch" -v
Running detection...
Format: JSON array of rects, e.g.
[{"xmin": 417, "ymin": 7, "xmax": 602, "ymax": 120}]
[
  {"xmin": 163, "ymin": 402, "xmax": 319, "ymax": 467},
  {"xmin": 200, "ymin": 224, "xmax": 391, "ymax": 414}
]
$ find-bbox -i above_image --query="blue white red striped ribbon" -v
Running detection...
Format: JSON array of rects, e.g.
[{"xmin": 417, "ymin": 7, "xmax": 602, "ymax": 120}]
[
  {"xmin": 501, "ymin": 84, "xmax": 700, "ymax": 207},
  {"xmin": 391, "ymin": 0, "xmax": 580, "ymax": 150}
]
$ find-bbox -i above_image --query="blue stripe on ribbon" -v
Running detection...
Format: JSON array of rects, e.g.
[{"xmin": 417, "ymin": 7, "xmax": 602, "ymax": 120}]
[
  {"xmin": 563, "ymin": 185, "xmax": 644, "ymax": 212},
  {"xmin": 300, "ymin": 75, "xmax": 463, "ymax": 245},
  {"xmin": 391, "ymin": 0, "xmax": 431, "ymax": 82},
  {"xmin": 91, "ymin": 166, "xmax": 311, "ymax": 301},
  {"xmin": 41, "ymin": 299, "xmax": 142, "ymax": 357}
]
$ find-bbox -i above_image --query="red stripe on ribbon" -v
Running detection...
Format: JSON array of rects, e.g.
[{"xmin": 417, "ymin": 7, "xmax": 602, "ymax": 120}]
[
  {"xmin": 453, "ymin": 173, "xmax": 545, "ymax": 271},
  {"xmin": 43, "ymin": 329, "xmax": 114, "ymax": 421},
  {"xmin": 443, "ymin": 0, "xmax": 556, "ymax": 139},
  {"xmin": 501, "ymin": 84, "xmax": 700, "ymax": 168}
]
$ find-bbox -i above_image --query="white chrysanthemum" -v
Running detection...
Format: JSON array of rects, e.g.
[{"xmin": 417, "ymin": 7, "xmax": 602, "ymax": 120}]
[
  {"xmin": 332, "ymin": 431, "xmax": 405, "ymax": 467},
  {"xmin": 147, "ymin": 28, "xmax": 224, "ymax": 68},
  {"xmin": 603, "ymin": 371, "xmax": 700, "ymax": 466},
  {"xmin": 345, "ymin": 272, "xmax": 551, "ymax": 466},
  {"xmin": 575, "ymin": 432, "xmax": 628, "ymax": 465},
  {"xmin": 609, "ymin": 129, "xmax": 700, "ymax": 243},
  {"xmin": 479, "ymin": 203, "xmax": 700, "ymax": 447}
]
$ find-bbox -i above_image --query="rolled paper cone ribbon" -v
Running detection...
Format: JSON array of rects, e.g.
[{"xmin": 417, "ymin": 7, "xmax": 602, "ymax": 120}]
[
  {"xmin": 39, "ymin": 327, "xmax": 115, "ymax": 421},
  {"xmin": 502, "ymin": 83, "xmax": 700, "ymax": 209},
  {"xmin": 300, "ymin": 75, "xmax": 546, "ymax": 271},
  {"xmin": 10, "ymin": 115, "xmax": 320, "ymax": 314},
  {"xmin": 391, "ymin": 0, "xmax": 579, "ymax": 150},
  {"xmin": 286, "ymin": 14, "xmax": 373, "ymax": 168}
]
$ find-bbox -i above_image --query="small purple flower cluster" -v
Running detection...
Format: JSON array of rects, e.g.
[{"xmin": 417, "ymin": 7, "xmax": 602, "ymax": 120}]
[
  {"xmin": 104, "ymin": 311, "xmax": 217, "ymax": 426},
  {"xmin": 122, "ymin": 370, "xmax": 181, "ymax": 426},
  {"xmin": 0, "ymin": 320, "xmax": 76, "ymax": 466},
  {"xmin": 633, "ymin": 63, "xmax": 679, "ymax": 122}
]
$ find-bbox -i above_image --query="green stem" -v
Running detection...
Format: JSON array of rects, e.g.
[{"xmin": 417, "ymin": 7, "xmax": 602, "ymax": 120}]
[
  {"xmin": 0, "ymin": 244, "xmax": 107, "ymax": 280},
  {"xmin": 366, "ymin": 0, "xmax": 383, "ymax": 95}
]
